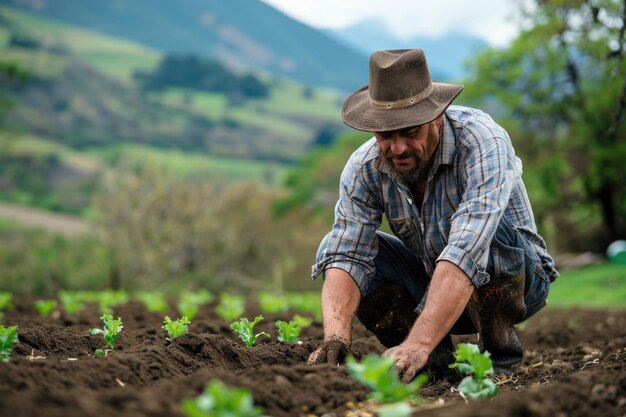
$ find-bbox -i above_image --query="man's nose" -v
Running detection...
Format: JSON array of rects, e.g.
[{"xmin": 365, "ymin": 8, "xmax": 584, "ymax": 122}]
[{"xmin": 390, "ymin": 136, "xmax": 408, "ymax": 155}]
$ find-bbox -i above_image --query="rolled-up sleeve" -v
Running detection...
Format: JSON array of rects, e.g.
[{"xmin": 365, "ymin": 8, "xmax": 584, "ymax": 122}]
[
  {"xmin": 437, "ymin": 124, "xmax": 514, "ymax": 287},
  {"xmin": 311, "ymin": 152, "xmax": 383, "ymax": 294}
]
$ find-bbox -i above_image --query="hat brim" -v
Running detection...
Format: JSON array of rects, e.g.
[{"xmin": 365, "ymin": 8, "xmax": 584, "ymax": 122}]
[{"xmin": 341, "ymin": 82, "xmax": 464, "ymax": 132}]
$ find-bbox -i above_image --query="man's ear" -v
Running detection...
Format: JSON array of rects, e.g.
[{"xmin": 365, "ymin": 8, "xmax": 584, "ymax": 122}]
[{"xmin": 433, "ymin": 114, "xmax": 444, "ymax": 129}]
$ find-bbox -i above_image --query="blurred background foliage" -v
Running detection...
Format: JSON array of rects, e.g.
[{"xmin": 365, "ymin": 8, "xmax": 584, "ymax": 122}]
[{"xmin": 0, "ymin": 0, "xmax": 624, "ymax": 295}]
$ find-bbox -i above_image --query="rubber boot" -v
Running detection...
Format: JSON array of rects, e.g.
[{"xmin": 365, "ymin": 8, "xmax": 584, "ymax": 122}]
[
  {"xmin": 465, "ymin": 272, "xmax": 527, "ymax": 374},
  {"xmin": 355, "ymin": 283, "xmax": 457, "ymax": 381}
]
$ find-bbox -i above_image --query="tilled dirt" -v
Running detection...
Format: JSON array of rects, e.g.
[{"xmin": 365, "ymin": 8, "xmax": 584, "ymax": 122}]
[{"xmin": 0, "ymin": 298, "xmax": 624, "ymax": 417}]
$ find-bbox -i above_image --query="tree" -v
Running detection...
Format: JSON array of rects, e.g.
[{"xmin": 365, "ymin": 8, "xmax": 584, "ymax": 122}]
[{"xmin": 463, "ymin": 0, "xmax": 626, "ymax": 251}]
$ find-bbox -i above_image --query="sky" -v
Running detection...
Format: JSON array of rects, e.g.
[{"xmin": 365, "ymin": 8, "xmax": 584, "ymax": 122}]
[{"xmin": 259, "ymin": 0, "xmax": 523, "ymax": 47}]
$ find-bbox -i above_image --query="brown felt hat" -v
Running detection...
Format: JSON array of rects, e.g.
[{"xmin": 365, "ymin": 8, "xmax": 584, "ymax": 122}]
[{"xmin": 341, "ymin": 49, "xmax": 464, "ymax": 132}]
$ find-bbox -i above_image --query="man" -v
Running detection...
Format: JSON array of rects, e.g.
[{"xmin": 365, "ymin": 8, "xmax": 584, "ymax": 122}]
[{"xmin": 308, "ymin": 49, "xmax": 558, "ymax": 383}]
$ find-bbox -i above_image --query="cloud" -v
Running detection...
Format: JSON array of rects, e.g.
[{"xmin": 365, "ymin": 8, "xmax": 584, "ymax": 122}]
[{"xmin": 260, "ymin": 0, "xmax": 520, "ymax": 46}]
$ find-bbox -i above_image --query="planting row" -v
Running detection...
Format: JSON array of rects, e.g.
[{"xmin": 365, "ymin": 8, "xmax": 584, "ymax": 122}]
[{"xmin": 0, "ymin": 289, "xmax": 321, "ymax": 321}]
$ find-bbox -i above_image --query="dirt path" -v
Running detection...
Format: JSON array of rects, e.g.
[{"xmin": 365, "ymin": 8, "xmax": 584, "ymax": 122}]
[{"xmin": 0, "ymin": 202, "xmax": 92, "ymax": 235}]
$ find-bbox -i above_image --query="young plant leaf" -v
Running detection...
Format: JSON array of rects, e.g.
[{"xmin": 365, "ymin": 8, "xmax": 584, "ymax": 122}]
[
  {"xmin": 449, "ymin": 343, "xmax": 499, "ymax": 400},
  {"xmin": 216, "ymin": 294, "xmax": 245, "ymax": 322},
  {"xmin": 0, "ymin": 324, "xmax": 18, "ymax": 362},
  {"xmin": 275, "ymin": 320, "xmax": 301, "ymax": 344},
  {"xmin": 163, "ymin": 316, "xmax": 191, "ymax": 339},
  {"xmin": 0, "ymin": 292, "xmax": 13, "ymax": 311},
  {"xmin": 137, "ymin": 291, "xmax": 169, "ymax": 313},
  {"xmin": 90, "ymin": 314, "xmax": 123, "ymax": 350},
  {"xmin": 346, "ymin": 354, "xmax": 428, "ymax": 404},
  {"xmin": 258, "ymin": 292, "xmax": 289, "ymax": 314},
  {"xmin": 181, "ymin": 379, "xmax": 264, "ymax": 417},
  {"xmin": 33, "ymin": 299, "xmax": 57, "ymax": 316},
  {"xmin": 230, "ymin": 315, "xmax": 269, "ymax": 348}
]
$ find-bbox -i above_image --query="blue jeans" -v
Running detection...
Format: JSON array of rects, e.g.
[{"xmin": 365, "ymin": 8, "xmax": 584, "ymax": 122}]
[{"xmin": 316, "ymin": 219, "xmax": 551, "ymax": 334}]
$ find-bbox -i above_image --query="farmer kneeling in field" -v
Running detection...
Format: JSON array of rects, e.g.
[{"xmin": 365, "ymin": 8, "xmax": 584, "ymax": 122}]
[{"xmin": 307, "ymin": 49, "xmax": 559, "ymax": 382}]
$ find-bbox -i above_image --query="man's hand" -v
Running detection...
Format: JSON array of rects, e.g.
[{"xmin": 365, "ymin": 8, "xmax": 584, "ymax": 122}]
[
  {"xmin": 382, "ymin": 343, "xmax": 430, "ymax": 383},
  {"xmin": 307, "ymin": 269, "xmax": 360, "ymax": 366},
  {"xmin": 307, "ymin": 337, "xmax": 351, "ymax": 365}
]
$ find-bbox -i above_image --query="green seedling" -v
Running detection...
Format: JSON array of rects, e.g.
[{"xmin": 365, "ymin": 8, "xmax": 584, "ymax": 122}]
[
  {"xmin": 0, "ymin": 324, "xmax": 18, "ymax": 363},
  {"xmin": 0, "ymin": 292, "xmax": 13, "ymax": 311},
  {"xmin": 180, "ymin": 289, "xmax": 214, "ymax": 306},
  {"xmin": 89, "ymin": 314, "xmax": 124, "ymax": 354},
  {"xmin": 347, "ymin": 354, "xmax": 428, "ymax": 405},
  {"xmin": 178, "ymin": 302, "xmax": 199, "ymax": 321},
  {"xmin": 258, "ymin": 292, "xmax": 289, "ymax": 314},
  {"xmin": 177, "ymin": 289, "xmax": 213, "ymax": 320},
  {"xmin": 137, "ymin": 291, "xmax": 169, "ymax": 313},
  {"xmin": 163, "ymin": 316, "xmax": 191, "ymax": 339},
  {"xmin": 216, "ymin": 294, "xmax": 246, "ymax": 322},
  {"xmin": 181, "ymin": 379, "xmax": 264, "ymax": 417},
  {"xmin": 287, "ymin": 292, "xmax": 321, "ymax": 321},
  {"xmin": 58, "ymin": 291, "xmax": 86, "ymax": 314},
  {"xmin": 97, "ymin": 290, "xmax": 129, "ymax": 314},
  {"xmin": 275, "ymin": 320, "xmax": 301, "ymax": 344},
  {"xmin": 230, "ymin": 315, "xmax": 270, "ymax": 348},
  {"xmin": 33, "ymin": 299, "xmax": 57, "ymax": 316},
  {"xmin": 292, "ymin": 314, "xmax": 313, "ymax": 328},
  {"xmin": 449, "ymin": 343, "xmax": 499, "ymax": 400}
]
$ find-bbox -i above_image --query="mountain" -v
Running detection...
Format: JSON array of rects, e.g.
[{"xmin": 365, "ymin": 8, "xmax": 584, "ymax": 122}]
[
  {"xmin": 2, "ymin": 0, "xmax": 369, "ymax": 92},
  {"xmin": 324, "ymin": 19, "xmax": 488, "ymax": 82}
]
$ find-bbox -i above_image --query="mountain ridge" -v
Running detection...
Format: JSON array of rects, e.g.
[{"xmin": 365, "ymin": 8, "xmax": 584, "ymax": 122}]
[
  {"xmin": 324, "ymin": 18, "xmax": 488, "ymax": 82},
  {"xmin": 3, "ymin": 0, "xmax": 369, "ymax": 91}
]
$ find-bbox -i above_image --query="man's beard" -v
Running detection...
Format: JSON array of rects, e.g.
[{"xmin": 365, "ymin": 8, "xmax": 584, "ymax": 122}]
[{"xmin": 383, "ymin": 148, "xmax": 427, "ymax": 185}]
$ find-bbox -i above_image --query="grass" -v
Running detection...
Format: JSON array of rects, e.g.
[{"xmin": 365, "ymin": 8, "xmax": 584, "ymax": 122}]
[
  {"xmin": 0, "ymin": 6, "xmax": 160, "ymax": 82},
  {"xmin": 546, "ymin": 262, "xmax": 626, "ymax": 308},
  {"xmin": 89, "ymin": 143, "xmax": 289, "ymax": 184}
]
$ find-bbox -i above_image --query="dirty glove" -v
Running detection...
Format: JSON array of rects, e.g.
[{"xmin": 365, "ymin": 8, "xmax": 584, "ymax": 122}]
[{"xmin": 307, "ymin": 337, "xmax": 351, "ymax": 365}]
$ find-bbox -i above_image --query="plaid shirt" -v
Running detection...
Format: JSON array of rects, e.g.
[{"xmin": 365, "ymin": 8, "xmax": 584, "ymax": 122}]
[{"xmin": 312, "ymin": 105, "xmax": 557, "ymax": 291}]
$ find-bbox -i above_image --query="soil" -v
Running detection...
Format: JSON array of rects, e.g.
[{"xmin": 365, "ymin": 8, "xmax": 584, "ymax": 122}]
[{"xmin": 0, "ymin": 297, "xmax": 624, "ymax": 417}]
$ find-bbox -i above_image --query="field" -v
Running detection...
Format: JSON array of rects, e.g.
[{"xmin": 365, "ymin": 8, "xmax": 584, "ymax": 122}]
[{"xmin": 1, "ymin": 296, "xmax": 624, "ymax": 417}]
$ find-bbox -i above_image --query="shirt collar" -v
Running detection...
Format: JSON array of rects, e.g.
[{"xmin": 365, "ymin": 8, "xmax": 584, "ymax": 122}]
[{"xmin": 429, "ymin": 114, "xmax": 457, "ymax": 176}]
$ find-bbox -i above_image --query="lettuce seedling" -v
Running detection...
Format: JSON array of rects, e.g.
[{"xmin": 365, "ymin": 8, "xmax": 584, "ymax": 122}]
[
  {"xmin": 180, "ymin": 289, "xmax": 214, "ymax": 306},
  {"xmin": 216, "ymin": 294, "xmax": 245, "ymax": 322},
  {"xmin": 33, "ymin": 299, "xmax": 57, "ymax": 317},
  {"xmin": 286, "ymin": 292, "xmax": 322, "ymax": 321},
  {"xmin": 97, "ymin": 290, "xmax": 129, "ymax": 314},
  {"xmin": 89, "ymin": 314, "xmax": 123, "ymax": 351},
  {"xmin": 181, "ymin": 379, "xmax": 264, "ymax": 417},
  {"xmin": 347, "ymin": 354, "xmax": 428, "ymax": 404},
  {"xmin": 292, "ymin": 314, "xmax": 313, "ymax": 328},
  {"xmin": 177, "ymin": 289, "xmax": 213, "ymax": 320},
  {"xmin": 449, "ymin": 343, "xmax": 499, "ymax": 400},
  {"xmin": 230, "ymin": 315, "xmax": 269, "ymax": 348},
  {"xmin": 258, "ymin": 292, "xmax": 289, "ymax": 314},
  {"xmin": 163, "ymin": 316, "xmax": 191, "ymax": 339},
  {"xmin": 137, "ymin": 291, "xmax": 169, "ymax": 313},
  {"xmin": 0, "ymin": 324, "xmax": 18, "ymax": 363},
  {"xmin": 275, "ymin": 320, "xmax": 301, "ymax": 344},
  {"xmin": 0, "ymin": 292, "xmax": 13, "ymax": 312},
  {"xmin": 177, "ymin": 302, "xmax": 199, "ymax": 321},
  {"xmin": 58, "ymin": 291, "xmax": 86, "ymax": 314}
]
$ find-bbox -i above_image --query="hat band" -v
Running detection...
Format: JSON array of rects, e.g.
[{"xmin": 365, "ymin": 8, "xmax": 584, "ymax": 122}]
[{"xmin": 369, "ymin": 82, "xmax": 433, "ymax": 110}]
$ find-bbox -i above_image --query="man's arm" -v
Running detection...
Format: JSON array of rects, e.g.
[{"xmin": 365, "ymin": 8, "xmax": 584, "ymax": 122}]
[
  {"xmin": 307, "ymin": 268, "xmax": 361, "ymax": 365},
  {"xmin": 383, "ymin": 260, "xmax": 474, "ymax": 382}
]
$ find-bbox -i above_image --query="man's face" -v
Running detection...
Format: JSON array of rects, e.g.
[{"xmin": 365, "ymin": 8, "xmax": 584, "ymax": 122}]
[{"xmin": 374, "ymin": 116, "xmax": 442, "ymax": 184}]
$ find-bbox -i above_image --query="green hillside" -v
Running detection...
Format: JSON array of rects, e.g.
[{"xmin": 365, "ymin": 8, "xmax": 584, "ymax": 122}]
[
  {"xmin": 2, "ymin": 0, "xmax": 368, "ymax": 91},
  {"xmin": 0, "ymin": 6, "xmax": 346, "ymax": 216}
]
